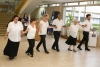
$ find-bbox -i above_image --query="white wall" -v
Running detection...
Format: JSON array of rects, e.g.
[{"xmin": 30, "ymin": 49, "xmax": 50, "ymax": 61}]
[{"xmin": 31, "ymin": 6, "xmax": 60, "ymax": 20}]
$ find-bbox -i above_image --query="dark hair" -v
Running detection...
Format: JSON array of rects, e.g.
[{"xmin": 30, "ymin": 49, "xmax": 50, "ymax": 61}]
[
  {"xmin": 23, "ymin": 13, "xmax": 27, "ymax": 18},
  {"xmin": 30, "ymin": 18, "xmax": 36, "ymax": 23},
  {"xmin": 7, "ymin": 15, "xmax": 18, "ymax": 27},
  {"xmin": 57, "ymin": 12, "xmax": 61, "ymax": 16},
  {"xmin": 86, "ymin": 14, "xmax": 91, "ymax": 18},
  {"xmin": 10, "ymin": 15, "xmax": 18, "ymax": 22}
]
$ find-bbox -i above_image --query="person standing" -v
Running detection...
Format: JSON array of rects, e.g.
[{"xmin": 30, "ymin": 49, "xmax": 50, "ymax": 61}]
[
  {"xmin": 36, "ymin": 14, "xmax": 54, "ymax": 54},
  {"xmin": 3, "ymin": 15, "xmax": 23, "ymax": 60},
  {"xmin": 51, "ymin": 13, "xmax": 65, "ymax": 52},
  {"xmin": 18, "ymin": 14, "xmax": 22, "ymax": 22},
  {"xmin": 65, "ymin": 19, "xmax": 82, "ymax": 52},
  {"xmin": 77, "ymin": 14, "xmax": 94, "ymax": 51},
  {"xmin": 23, "ymin": 13, "xmax": 29, "ymax": 35},
  {"xmin": 22, "ymin": 18, "xmax": 36, "ymax": 57}
]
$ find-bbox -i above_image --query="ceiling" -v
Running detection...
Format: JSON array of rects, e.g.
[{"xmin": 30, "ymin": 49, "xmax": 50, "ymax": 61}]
[{"xmin": 40, "ymin": 0, "xmax": 95, "ymax": 5}]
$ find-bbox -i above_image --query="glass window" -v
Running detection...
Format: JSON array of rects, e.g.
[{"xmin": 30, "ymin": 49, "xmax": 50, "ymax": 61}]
[
  {"xmin": 40, "ymin": 5, "xmax": 48, "ymax": 7},
  {"xmin": 80, "ymin": 1, "xmax": 93, "ymax": 5},
  {"xmin": 64, "ymin": 3, "xmax": 67, "ymax": 6},
  {"xmin": 86, "ymin": 6, "xmax": 100, "ymax": 31},
  {"xmin": 68, "ymin": 2, "xmax": 78, "ymax": 6},
  {"xmin": 94, "ymin": 1, "xmax": 100, "ymax": 4},
  {"xmin": 49, "ymin": 4, "xmax": 60, "ymax": 7}
]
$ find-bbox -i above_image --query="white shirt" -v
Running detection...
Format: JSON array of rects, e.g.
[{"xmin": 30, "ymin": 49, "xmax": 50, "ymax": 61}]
[
  {"xmin": 39, "ymin": 20, "xmax": 49, "ymax": 35},
  {"xmin": 81, "ymin": 20, "xmax": 93, "ymax": 32},
  {"xmin": 69, "ymin": 23, "xmax": 81, "ymax": 38},
  {"xmin": 52, "ymin": 18, "xmax": 64, "ymax": 31},
  {"xmin": 7, "ymin": 21, "xmax": 23, "ymax": 42},
  {"xmin": 27, "ymin": 25, "xmax": 36, "ymax": 39}
]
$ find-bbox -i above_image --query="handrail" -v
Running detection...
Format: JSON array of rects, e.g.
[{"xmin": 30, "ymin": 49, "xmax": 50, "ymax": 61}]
[{"xmin": 14, "ymin": 0, "xmax": 27, "ymax": 14}]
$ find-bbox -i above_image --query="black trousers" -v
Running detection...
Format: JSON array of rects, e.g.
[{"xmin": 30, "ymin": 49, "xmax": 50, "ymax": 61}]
[
  {"xmin": 52, "ymin": 31, "xmax": 60, "ymax": 50},
  {"xmin": 4, "ymin": 39, "xmax": 20, "ymax": 58},
  {"xmin": 78, "ymin": 31, "xmax": 89, "ymax": 49},
  {"xmin": 36, "ymin": 35, "xmax": 48, "ymax": 52},
  {"xmin": 24, "ymin": 26, "xmax": 27, "ymax": 35},
  {"xmin": 26, "ymin": 39, "xmax": 35, "ymax": 55}
]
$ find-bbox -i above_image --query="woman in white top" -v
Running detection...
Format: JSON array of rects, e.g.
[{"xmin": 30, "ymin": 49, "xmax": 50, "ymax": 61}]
[
  {"xmin": 22, "ymin": 18, "xmax": 36, "ymax": 57},
  {"xmin": 65, "ymin": 19, "xmax": 82, "ymax": 52},
  {"xmin": 36, "ymin": 14, "xmax": 54, "ymax": 54},
  {"xmin": 3, "ymin": 15, "xmax": 23, "ymax": 60}
]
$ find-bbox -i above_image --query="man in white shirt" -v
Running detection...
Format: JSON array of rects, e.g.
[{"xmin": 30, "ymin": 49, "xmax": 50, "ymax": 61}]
[
  {"xmin": 51, "ymin": 13, "xmax": 65, "ymax": 52},
  {"xmin": 77, "ymin": 14, "xmax": 94, "ymax": 51}
]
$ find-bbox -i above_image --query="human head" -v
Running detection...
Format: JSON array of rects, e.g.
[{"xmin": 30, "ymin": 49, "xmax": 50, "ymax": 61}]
[
  {"xmin": 86, "ymin": 14, "xmax": 91, "ymax": 20},
  {"xmin": 42, "ymin": 14, "xmax": 49, "ymax": 22},
  {"xmin": 73, "ymin": 18, "xmax": 78, "ymax": 25},
  {"xmin": 57, "ymin": 12, "xmax": 62, "ymax": 19},
  {"xmin": 11, "ymin": 15, "xmax": 18, "ymax": 23},
  {"xmin": 30, "ymin": 18, "xmax": 36, "ymax": 24},
  {"xmin": 23, "ymin": 13, "xmax": 27, "ymax": 18}
]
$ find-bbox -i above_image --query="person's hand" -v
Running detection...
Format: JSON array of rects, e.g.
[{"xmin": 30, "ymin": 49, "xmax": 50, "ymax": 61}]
[
  {"xmin": 21, "ymin": 35, "xmax": 24, "ymax": 38},
  {"xmin": 40, "ymin": 30, "xmax": 42, "ymax": 33},
  {"xmin": 55, "ymin": 26, "xmax": 57, "ymax": 28},
  {"xmin": 22, "ymin": 31, "xmax": 25, "ymax": 34},
  {"xmin": 4, "ymin": 35, "xmax": 7, "ymax": 39},
  {"xmin": 84, "ymin": 24, "xmax": 87, "ymax": 27}
]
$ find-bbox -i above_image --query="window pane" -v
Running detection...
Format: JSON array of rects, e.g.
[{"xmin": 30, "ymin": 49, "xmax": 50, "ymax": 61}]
[
  {"xmin": 74, "ymin": 7, "xmax": 85, "ymax": 22},
  {"xmin": 80, "ymin": 1, "xmax": 93, "ymax": 5},
  {"xmin": 86, "ymin": 6, "xmax": 100, "ymax": 31},
  {"xmin": 94, "ymin": 1, "xmax": 100, "ymax": 4},
  {"xmin": 49, "ymin": 4, "xmax": 60, "ymax": 7},
  {"xmin": 68, "ymin": 2, "xmax": 78, "ymax": 6}
]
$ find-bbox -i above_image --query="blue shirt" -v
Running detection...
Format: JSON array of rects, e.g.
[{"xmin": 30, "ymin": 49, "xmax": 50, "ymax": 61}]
[{"xmin": 23, "ymin": 17, "xmax": 28, "ymax": 22}]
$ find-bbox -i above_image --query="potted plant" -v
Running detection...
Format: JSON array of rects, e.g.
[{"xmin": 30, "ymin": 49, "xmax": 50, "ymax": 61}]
[
  {"xmin": 66, "ymin": 13, "xmax": 74, "ymax": 26},
  {"xmin": 66, "ymin": 13, "xmax": 74, "ymax": 37}
]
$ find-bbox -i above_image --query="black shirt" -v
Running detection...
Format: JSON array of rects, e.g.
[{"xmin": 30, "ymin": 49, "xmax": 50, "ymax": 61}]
[{"xmin": 18, "ymin": 18, "xmax": 22, "ymax": 21}]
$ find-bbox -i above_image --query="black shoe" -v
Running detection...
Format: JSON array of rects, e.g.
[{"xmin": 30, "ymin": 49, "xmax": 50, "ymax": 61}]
[
  {"xmin": 77, "ymin": 46, "xmax": 82, "ymax": 50},
  {"xmin": 56, "ymin": 49, "xmax": 60, "ymax": 52},
  {"xmin": 30, "ymin": 55, "xmax": 33, "ymax": 57},
  {"xmin": 52, "ymin": 47, "xmax": 56, "ymax": 50},
  {"xmin": 9, "ymin": 57, "xmax": 14, "ymax": 60},
  {"xmin": 36, "ymin": 48, "xmax": 40, "ymax": 52},
  {"xmin": 68, "ymin": 48, "xmax": 72, "ymax": 51},
  {"xmin": 45, "ymin": 51, "xmax": 49, "ymax": 54},
  {"xmin": 85, "ymin": 49, "xmax": 90, "ymax": 51},
  {"xmin": 25, "ymin": 52, "xmax": 30, "ymax": 55},
  {"xmin": 73, "ymin": 50, "xmax": 77, "ymax": 52}
]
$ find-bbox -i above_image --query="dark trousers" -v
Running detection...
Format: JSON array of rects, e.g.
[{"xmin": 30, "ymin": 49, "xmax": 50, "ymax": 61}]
[
  {"xmin": 26, "ymin": 39, "xmax": 35, "ymax": 55},
  {"xmin": 24, "ymin": 26, "xmax": 27, "ymax": 35},
  {"xmin": 36, "ymin": 35, "xmax": 48, "ymax": 52},
  {"xmin": 52, "ymin": 31, "xmax": 60, "ymax": 50},
  {"xmin": 78, "ymin": 31, "xmax": 89, "ymax": 49}
]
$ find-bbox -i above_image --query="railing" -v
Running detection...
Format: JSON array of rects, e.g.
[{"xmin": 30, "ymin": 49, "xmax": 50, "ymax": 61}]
[{"xmin": 14, "ymin": 0, "xmax": 27, "ymax": 14}]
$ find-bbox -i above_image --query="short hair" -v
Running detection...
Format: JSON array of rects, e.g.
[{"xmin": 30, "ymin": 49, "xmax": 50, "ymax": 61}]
[
  {"xmin": 42, "ymin": 14, "xmax": 49, "ymax": 19},
  {"xmin": 86, "ymin": 14, "xmax": 91, "ymax": 18},
  {"xmin": 57, "ymin": 12, "xmax": 61, "ymax": 16}
]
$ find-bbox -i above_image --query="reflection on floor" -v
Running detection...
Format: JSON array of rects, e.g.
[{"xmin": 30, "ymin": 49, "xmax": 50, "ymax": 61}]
[{"xmin": 0, "ymin": 36, "xmax": 100, "ymax": 67}]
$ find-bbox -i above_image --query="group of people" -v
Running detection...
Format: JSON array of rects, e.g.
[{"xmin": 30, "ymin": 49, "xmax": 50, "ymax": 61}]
[{"xmin": 3, "ymin": 12, "xmax": 94, "ymax": 60}]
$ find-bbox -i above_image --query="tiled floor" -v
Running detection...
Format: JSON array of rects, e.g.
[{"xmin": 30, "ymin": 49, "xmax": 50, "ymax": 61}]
[{"xmin": 0, "ymin": 36, "xmax": 100, "ymax": 67}]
